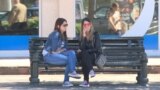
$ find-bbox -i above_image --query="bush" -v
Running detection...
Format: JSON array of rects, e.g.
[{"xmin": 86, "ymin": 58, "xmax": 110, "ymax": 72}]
[
  {"xmin": 27, "ymin": 17, "xmax": 39, "ymax": 30},
  {"xmin": 76, "ymin": 20, "xmax": 81, "ymax": 35}
]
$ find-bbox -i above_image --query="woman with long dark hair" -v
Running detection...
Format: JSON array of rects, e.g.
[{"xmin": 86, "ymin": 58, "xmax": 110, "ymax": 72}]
[
  {"xmin": 78, "ymin": 18, "xmax": 101, "ymax": 87},
  {"xmin": 42, "ymin": 18, "xmax": 81, "ymax": 87}
]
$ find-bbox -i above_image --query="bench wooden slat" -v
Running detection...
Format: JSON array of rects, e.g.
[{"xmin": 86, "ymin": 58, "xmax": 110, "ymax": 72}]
[
  {"xmin": 104, "ymin": 53, "xmax": 140, "ymax": 56},
  {"xmin": 105, "ymin": 62, "xmax": 141, "ymax": 66},
  {"xmin": 106, "ymin": 57, "xmax": 141, "ymax": 60}
]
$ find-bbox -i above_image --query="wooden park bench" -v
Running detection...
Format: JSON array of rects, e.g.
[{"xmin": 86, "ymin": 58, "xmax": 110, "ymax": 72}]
[{"xmin": 29, "ymin": 37, "xmax": 148, "ymax": 86}]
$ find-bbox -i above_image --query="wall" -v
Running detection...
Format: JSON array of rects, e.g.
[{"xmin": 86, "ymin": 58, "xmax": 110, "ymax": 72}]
[
  {"xmin": 39, "ymin": 0, "xmax": 76, "ymax": 38},
  {"xmin": 0, "ymin": 0, "xmax": 12, "ymax": 11}
]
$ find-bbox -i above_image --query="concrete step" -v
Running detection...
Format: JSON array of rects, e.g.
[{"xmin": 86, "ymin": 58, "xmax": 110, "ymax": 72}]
[{"xmin": 0, "ymin": 66, "xmax": 160, "ymax": 75}]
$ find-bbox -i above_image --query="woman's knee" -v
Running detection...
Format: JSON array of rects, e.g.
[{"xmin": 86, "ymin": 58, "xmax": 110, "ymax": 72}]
[
  {"xmin": 44, "ymin": 54, "xmax": 67, "ymax": 62},
  {"xmin": 81, "ymin": 51, "xmax": 90, "ymax": 57},
  {"xmin": 67, "ymin": 50, "xmax": 76, "ymax": 56}
]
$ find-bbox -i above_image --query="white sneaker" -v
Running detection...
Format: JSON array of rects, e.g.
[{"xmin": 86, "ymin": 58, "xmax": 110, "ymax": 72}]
[
  {"xmin": 89, "ymin": 70, "xmax": 96, "ymax": 78},
  {"xmin": 79, "ymin": 81, "xmax": 90, "ymax": 87},
  {"xmin": 62, "ymin": 81, "xmax": 73, "ymax": 87},
  {"xmin": 68, "ymin": 71, "xmax": 81, "ymax": 79}
]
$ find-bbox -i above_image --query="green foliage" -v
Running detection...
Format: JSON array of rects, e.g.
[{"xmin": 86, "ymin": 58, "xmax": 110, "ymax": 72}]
[
  {"xmin": 27, "ymin": 17, "xmax": 39, "ymax": 29},
  {"xmin": 1, "ymin": 21, "xmax": 9, "ymax": 27},
  {"xmin": 76, "ymin": 20, "xmax": 81, "ymax": 35},
  {"xmin": 1, "ymin": 17, "xmax": 39, "ymax": 30}
]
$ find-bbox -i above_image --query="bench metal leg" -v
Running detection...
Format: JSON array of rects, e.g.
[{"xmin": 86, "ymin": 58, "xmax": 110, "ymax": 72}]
[
  {"xmin": 136, "ymin": 53, "xmax": 149, "ymax": 86},
  {"xmin": 29, "ymin": 60, "xmax": 40, "ymax": 84}
]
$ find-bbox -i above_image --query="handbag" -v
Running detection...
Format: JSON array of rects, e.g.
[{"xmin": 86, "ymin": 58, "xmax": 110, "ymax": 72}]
[{"xmin": 95, "ymin": 54, "xmax": 107, "ymax": 70}]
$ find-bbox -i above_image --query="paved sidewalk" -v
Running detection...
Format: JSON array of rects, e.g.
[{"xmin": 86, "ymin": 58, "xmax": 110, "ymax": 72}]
[
  {"xmin": 0, "ymin": 58, "xmax": 160, "ymax": 67},
  {"xmin": 0, "ymin": 58, "xmax": 160, "ymax": 74},
  {"xmin": 0, "ymin": 74, "xmax": 159, "ymax": 90}
]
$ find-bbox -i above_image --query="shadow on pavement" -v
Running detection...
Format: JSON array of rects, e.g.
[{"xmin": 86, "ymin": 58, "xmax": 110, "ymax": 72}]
[{"xmin": 0, "ymin": 81, "xmax": 160, "ymax": 90}]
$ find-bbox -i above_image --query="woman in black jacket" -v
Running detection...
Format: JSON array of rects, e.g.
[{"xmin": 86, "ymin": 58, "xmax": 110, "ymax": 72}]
[{"xmin": 78, "ymin": 18, "xmax": 102, "ymax": 87}]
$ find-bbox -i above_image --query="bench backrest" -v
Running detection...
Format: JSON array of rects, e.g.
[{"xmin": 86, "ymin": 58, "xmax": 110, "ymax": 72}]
[{"xmin": 29, "ymin": 37, "xmax": 145, "ymax": 66}]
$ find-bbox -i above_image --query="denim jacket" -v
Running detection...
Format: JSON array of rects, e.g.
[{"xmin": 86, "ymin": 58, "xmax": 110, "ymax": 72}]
[{"xmin": 43, "ymin": 30, "xmax": 67, "ymax": 56}]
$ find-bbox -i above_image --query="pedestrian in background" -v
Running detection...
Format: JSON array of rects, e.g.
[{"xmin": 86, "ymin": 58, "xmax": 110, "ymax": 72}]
[{"xmin": 8, "ymin": 0, "xmax": 27, "ymax": 30}]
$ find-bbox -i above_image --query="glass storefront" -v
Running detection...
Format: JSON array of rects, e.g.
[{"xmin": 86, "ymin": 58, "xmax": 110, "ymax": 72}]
[
  {"xmin": 76, "ymin": 0, "xmax": 159, "ymax": 50},
  {"xmin": 0, "ymin": 0, "xmax": 39, "ymax": 50},
  {"xmin": 0, "ymin": 0, "xmax": 159, "ymax": 55}
]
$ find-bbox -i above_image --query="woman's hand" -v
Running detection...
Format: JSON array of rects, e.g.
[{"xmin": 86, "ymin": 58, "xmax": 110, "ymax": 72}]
[
  {"xmin": 52, "ymin": 48, "xmax": 65, "ymax": 54},
  {"xmin": 77, "ymin": 49, "xmax": 82, "ymax": 53},
  {"xmin": 83, "ymin": 29, "xmax": 87, "ymax": 37}
]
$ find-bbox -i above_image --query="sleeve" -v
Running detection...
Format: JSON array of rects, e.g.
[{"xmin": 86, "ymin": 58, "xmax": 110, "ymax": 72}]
[
  {"xmin": 44, "ymin": 33, "xmax": 52, "ymax": 53},
  {"xmin": 8, "ymin": 6, "xmax": 18, "ymax": 24},
  {"xmin": 79, "ymin": 37, "xmax": 87, "ymax": 51},
  {"xmin": 94, "ymin": 32, "xmax": 102, "ymax": 54},
  {"xmin": 87, "ymin": 32, "xmax": 102, "ymax": 54},
  {"xmin": 63, "ymin": 40, "xmax": 68, "ymax": 50}
]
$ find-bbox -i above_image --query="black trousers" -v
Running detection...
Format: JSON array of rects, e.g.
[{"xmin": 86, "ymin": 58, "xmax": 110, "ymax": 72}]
[{"xmin": 81, "ymin": 51, "xmax": 95, "ymax": 82}]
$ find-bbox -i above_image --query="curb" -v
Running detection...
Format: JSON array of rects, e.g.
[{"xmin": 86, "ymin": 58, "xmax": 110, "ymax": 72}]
[{"xmin": 0, "ymin": 66, "xmax": 159, "ymax": 75}]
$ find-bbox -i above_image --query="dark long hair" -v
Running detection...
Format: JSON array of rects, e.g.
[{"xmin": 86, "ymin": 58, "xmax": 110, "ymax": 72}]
[
  {"xmin": 111, "ymin": 2, "xmax": 120, "ymax": 13},
  {"xmin": 54, "ymin": 18, "xmax": 67, "ymax": 41}
]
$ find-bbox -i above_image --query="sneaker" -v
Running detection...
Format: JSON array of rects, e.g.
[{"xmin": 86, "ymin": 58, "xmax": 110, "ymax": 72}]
[
  {"xmin": 68, "ymin": 71, "xmax": 81, "ymax": 79},
  {"xmin": 89, "ymin": 70, "xmax": 96, "ymax": 78},
  {"xmin": 79, "ymin": 81, "xmax": 90, "ymax": 87},
  {"xmin": 62, "ymin": 81, "xmax": 73, "ymax": 87}
]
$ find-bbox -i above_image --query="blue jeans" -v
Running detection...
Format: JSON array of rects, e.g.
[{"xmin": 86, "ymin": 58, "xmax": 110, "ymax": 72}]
[{"xmin": 43, "ymin": 50, "xmax": 77, "ymax": 82}]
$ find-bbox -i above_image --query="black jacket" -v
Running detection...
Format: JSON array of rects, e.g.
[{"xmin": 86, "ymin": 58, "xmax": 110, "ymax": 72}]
[{"xmin": 79, "ymin": 31, "xmax": 102, "ymax": 56}]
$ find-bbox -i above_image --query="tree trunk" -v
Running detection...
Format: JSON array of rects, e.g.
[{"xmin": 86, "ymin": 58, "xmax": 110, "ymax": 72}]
[{"xmin": 88, "ymin": 0, "xmax": 95, "ymax": 19}]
